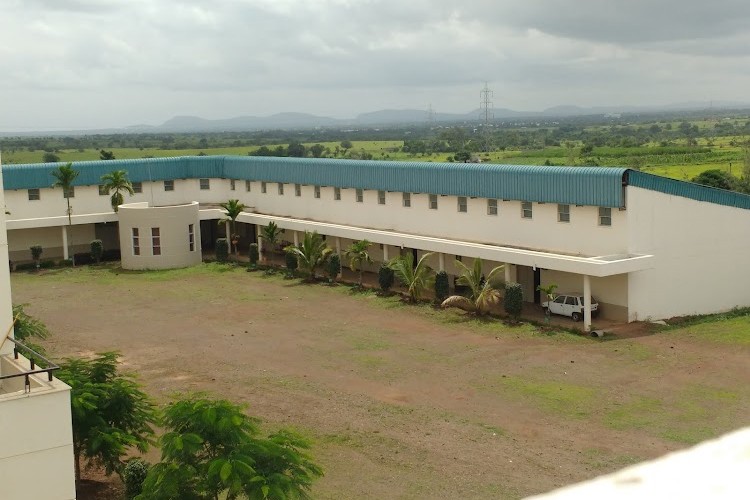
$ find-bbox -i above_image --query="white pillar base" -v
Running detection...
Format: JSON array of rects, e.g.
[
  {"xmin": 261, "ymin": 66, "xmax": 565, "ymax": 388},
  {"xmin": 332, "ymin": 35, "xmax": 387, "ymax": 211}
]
[{"xmin": 61, "ymin": 226, "xmax": 69, "ymax": 260}]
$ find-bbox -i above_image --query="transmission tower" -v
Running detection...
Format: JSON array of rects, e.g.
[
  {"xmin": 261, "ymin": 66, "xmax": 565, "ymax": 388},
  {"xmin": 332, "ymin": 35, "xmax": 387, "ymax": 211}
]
[
  {"xmin": 427, "ymin": 103, "xmax": 435, "ymax": 125},
  {"xmin": 479, "ymin": 82, "xmax": 494, "ymax": 152}
]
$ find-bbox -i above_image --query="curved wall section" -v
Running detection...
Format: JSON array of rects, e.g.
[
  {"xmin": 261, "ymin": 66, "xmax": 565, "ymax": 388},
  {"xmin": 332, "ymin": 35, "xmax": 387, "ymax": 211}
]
[{"xmin": 118, "ymin": 201, "xmax": 201, "ymax": 270}]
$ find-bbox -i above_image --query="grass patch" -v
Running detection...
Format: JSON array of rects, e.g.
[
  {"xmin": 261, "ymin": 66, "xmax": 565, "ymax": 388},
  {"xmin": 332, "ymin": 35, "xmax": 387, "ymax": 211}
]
[
  {"xmin": 663, "ymin": 315, "xmax": 750, "ymax": 345},
  {"xmin": 582, "ymin": 448, "xmax": 642, "ymax": 471},
  {"xmin": 605, "ymin": 396, "xmax": 663, "ymax": 431}
]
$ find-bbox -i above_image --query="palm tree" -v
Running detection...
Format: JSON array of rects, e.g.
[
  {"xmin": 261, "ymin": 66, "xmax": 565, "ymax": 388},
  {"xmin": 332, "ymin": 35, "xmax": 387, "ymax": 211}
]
[
  {"xmin": 285, "ymin": 231, "xmax": 332, "ymax": 281},
  {"xmin": 218, "ymin": 199, "xmax": 246, "ymax": 257},
  {"xmin": 441, "ymin": 258, "xmax": 505, "ymax": 315},
  {"xmin": 388, "ymin": 252, "xmax": 435, "ymax": 303},
  {"xmin": 51, "ymin": 163, "xmax": 79, "ymax": 263},
  {"xmin": 344, "ymin": 239, "xmax": 373, "ymax": 287},
  {"xmin": 259, "ymin": 221, "xmax": 283, "ymax": 256},
  {"xmin": 100, "ymin": 170, "xmax": 134, "ymax": 213}
]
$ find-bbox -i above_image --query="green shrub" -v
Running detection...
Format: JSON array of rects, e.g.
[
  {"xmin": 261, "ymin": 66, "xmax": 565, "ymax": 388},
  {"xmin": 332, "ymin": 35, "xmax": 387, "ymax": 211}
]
[
  {"xmin": 59, "ymin": 258, "xmax": 74, "ymax": 267},
  {"xmin": 30, "ymin": 245, "xmax": 43, "ymax": 267},
  {"xmin": 123, "ymin": 458, "xmax": 150, "ymax": 499},
  {"xmin": 503, "ymin": 282, "xmax": 523, "ymax": 319},
  {"xmin": 15, "ymin": 262, "xmax": 37, "ymax": 271},
  {"xmin": 326, "ymin": 253, "xmax": 341, "ymax": 282},
  {"xmin": 285, "ymin": 251, "xmax": 298, "ymax": 276},
  {"xmin": 39, "ymin": 259, "xmax": 55, "ymax": 269},
  {"xmin": 378, "ymin": 264, "xmax": 395, "ymax": 293},
  {"xmin": 90, "ymin": 239, "xmax": 103, "ymax": 264},
  {"xmin": 248, "ymin": 243, "xmax": 259, "ymax": 266},
  {"xmin": 215, "ymin": 238, "xmax": 229, "ymax": 262},
  {"xmin": 434, "ymin": 271, "xmax": 450, "ymax": 303}
]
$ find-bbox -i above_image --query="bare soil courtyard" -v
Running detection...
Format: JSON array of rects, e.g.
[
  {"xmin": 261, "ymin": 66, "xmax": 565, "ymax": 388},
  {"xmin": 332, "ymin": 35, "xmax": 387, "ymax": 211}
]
[{"xmin": 11, "ymin": 263, "xmax": 750, "ymax": 499}]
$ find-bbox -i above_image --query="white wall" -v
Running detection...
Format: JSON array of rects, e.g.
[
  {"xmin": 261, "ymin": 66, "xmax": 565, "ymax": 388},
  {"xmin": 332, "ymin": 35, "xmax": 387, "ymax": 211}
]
[
  {"xmin": 8, "ymin": 225, "xmax": 95, "ymax": 261},
  {"xmin": 0, "ymin": 169, "xmax": 13, "ymax": 354},
  {"xmin": 627, "ymin": 186, "xmax": 750, "ymax": 320}
]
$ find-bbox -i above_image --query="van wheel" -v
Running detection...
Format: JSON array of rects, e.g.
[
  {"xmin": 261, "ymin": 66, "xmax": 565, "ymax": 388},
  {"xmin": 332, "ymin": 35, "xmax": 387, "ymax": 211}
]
[{"xmin": 571, "ymin": 312, "xmax": 582, "ymax": 322}]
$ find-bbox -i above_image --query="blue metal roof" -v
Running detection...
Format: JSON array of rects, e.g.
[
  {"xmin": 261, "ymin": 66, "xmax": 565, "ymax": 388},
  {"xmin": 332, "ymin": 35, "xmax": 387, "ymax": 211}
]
[{"xmin": 3, "ymin": 156, "xmax": 750, "ymax": 210}]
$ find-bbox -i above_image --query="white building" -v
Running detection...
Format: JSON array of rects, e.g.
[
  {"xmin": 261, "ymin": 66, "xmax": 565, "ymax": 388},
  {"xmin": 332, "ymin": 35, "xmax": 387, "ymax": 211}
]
[
  {"xmin": 3, "ymin": 155, "xmax": 750, "ymax": 332},
  {"xmin": 0, "ymin": 165, "xmax": 77, "ymax": 499}
]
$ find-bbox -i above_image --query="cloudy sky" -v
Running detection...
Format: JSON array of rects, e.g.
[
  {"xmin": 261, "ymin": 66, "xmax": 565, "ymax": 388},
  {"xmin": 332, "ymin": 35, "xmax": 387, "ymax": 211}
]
[{"xmin": 3, "ymin": 0, "xmax": 750, "ymax": 131}]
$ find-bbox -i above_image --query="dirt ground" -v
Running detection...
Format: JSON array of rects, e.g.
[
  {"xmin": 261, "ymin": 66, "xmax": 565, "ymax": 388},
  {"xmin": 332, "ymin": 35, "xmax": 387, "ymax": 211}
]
[{"xmin": 11, "ymin": 264, "xmax": 750, "ymax": 499}]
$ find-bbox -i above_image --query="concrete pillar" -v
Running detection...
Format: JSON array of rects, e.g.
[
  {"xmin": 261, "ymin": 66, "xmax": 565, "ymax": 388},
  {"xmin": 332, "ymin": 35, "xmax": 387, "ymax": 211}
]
[
  {"xmin": 335, "ymin": 237, "xmax": 341, "ymax": 255},
  {"xmin": 583, "ymin": 274, "xmax": 592, "ymax": 332},
  {"xmin": 438, "ymin": 252, "xmax": 445, "ymax": 272},
  {"xmin": 293, "ymin": 231, "xmax": 299, "ymax": 246},
  {"xmin": 382, "ymin": 244, "xmax": 389, "ymax": 263},
  {"xmin": 61, "ymin": 225, "xmax": 69, "ymax": 260},
  {"xmin": 504, "ymin": 263, "xmax": 511, "ymax": 283}
]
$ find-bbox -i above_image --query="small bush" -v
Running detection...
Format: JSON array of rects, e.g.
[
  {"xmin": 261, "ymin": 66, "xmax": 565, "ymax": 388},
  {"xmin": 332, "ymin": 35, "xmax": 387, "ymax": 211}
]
[
  {"xmin": 30, "ymin": 245, "xmax": 43, "ymax": 266},
  {"xmin": 327, "ymin": 254, "xmax": 341, "ymax": 282},
  {"xmin": 504, "ymin": 282, "xmax": 523, "ymax": 319},
  {"xmin": 434, "ymin": 271, "xmax": 450, "ymax": 303},
  {"xmin": 215, "ymin": 238, "xmax": 229, "ymax": 262},
  {"xmin": 248, "ymin": 243, "xmax": 259, "ymax": 266},
  {"xmin": 122, "ymin": 458, "xmax": 150, "ymax": 499},
  {"xmin": 59, "ymin": 258, "xmax": 74, "ymax": 267},
  {"xmin": 39, "ymin": 259, "xmax": 55, "ymax": 269},
  {"xmin": 378, "ymin": 264, "xmax": 395, "ymax": 293},
  {"xmin": 285, "ymin": 251, "xmax": 298, "ymax": 276},
  {"xmin": 15, "ymin": 262, "xmax": 37, "ymax": 271},
  {"xmin": 90, "ymin": 239, "xmax": 103, "ymax": 264}
]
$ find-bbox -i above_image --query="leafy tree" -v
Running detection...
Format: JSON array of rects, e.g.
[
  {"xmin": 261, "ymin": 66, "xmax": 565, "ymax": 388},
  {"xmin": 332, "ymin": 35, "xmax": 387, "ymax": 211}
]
[
  {"xmin": 344, "ymin": 240, "xmax": 373, "ymax": 287},
  {"xmin": 309, "ymin": 144, "xmax": 325, "ymax": 158},
  {"xmin": 454, "ymin": 150, "xmax": 471, "ymax": 163},
  {"xmin": 218, "ymin": 199, "xmax": 246, "ymax": 257},
  {"xmin": 503, "ymin": 282, "xmax": 523, "ymax": 320},
  {"xmin": 123, "ymin": 459, "xmax": 150, "ymax": 499},
  {"xmin": 434, "ymin": 271, "xmax": 450, "ymax": 303},
  {"xmin": 101, "ymin": 170, "xmax": 134, "ymax": 212},
  {"xmin": 691, "ymin": 169, "xmax": 739, "ymax": 191},
  {"xmin": 90, "ymin": 239, "xmax": 104, "ymax": 264},
  {"xmin": 441, "ymin": 258, "xmax": 505, "ymax": 315},
  {"xmin": 287, "ymin": 142, "xmax": 306, "ymax": 158},
  {"xmin": 340, "ymin": 140, "xmax": 353, "ymax": 153},
  {"xmin": 136, "ymin": 396, "xmax": 322, "ymax": 500},
  {"xmin": 30, "ymin": 245, "xmax": 43, "ymax": 269},
  {"xmin": 100, "ymin": 149, "xmax": 116, "ymax": 160},
  {"xmin": 378, "ymin": 264, "xmax": 394, "ymax": 293},
  {"xmin": 51, "ymin": 162, "xmax": 79, "ymax": 263},
  {"xmin": 326, "ymin": 253, "xmax": 341, "ymax": 283},
  {"xmin": 387, "ymin": 252, "xmax": 435, "ymax": 303},
  {"xmin": 43, "ymin": 152, "xmax": 60, "ymax": 163},
  {"xmin": 11, "ymin": 303, "xmax": 50, "ymax": 355},
  {"xmin": 56, "ymin": 352, "xmax": 156, "ymax": 481},
  {"xmin": 284, "ymin": 232, "xmax": 331, "ymax": 281},
  {"xmin": 259, "ymin": 222, "xmax": 283, "ymax": 254}
]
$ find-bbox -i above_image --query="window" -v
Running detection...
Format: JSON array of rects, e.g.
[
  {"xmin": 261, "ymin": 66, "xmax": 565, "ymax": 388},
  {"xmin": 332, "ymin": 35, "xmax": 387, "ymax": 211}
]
[
  {"xmin": 429, "ymin": 194, "xmax": 438, "ymax": 210},
  {"xmin": 199, "ymin": 178, "xmax": 210, "ymax": 190},
  {"xmin": 599, "ymin": 207, "xmax": 612, "ymax": 226},
  {"xmin": 403, "ymin": 192, "xmax": 411, "ymax": 207},
  {"xmin": 487, "ymin": 199, "xmax": 498, "ymax": 216},
  {"xmin": 261, "ymin": 182, "xmax": 267, "ymax": 193},
  {"xmin": 314, "ymin": 185, "xmax": 321, "ymax": 198},
  {"xmin": 334, "ymin": 187, "xmax": 341, "ymax": 200},
  {"xmin": 132, "ymin": 182, "xmax": 142, "ymax": 194},
  {"xmin": 98, "ymin": 185, "xmax": 108, "ymax": 196},
  {"xmin": 164, "ymin": 180, "xmax": 174, "ymax": 191},
  {"xmin": 188, "ymin": 224, "xmax": 195, "ymax": 252},
  {"xmin": 245, "ymin": 180, "xmax": 252, "ymax": 192},
  {"xmin": 565, "ymin": 296, "xmax": 577, "ymax": 306},
  {"xmin": 558, "ymin": 204, "xmax": 570, "ymax": 223},
  {"xmin": 151, "ymin": 227, "xmax": 161, "ymax": 255},
  {"xmin": 356, "ymin": 188, "xmax": 363, "ymax": 203},
  {"xmin": 295, "ymin": 184, "xmax": 301, "ymax": 197},
  {"xmin": 230, "ymin": 179, "xmax": 236, "ymax": 191},
  {"xmin": 521, "ymin": 201, "xmax": 533, "ymax": 219},
  {"xmin": 132, "ymin": 228, "xmax": 140, "ymax": 256},
  {"xmin": 457, "ymin": 196, "xmax": 468, "ymax": 213},
  {"xmin": 278, "ymin": 183, "xmax": 284, "ymax": 195},
  {"xmin": 553, "ymin": 296, "xmax": 565, "ymax": 304},
  {"xmin": 64, "ymin": 186, "xmax": 75, "ymax": 199},
  {"xmin": 378, "ymin": 190, "xmax": 386, "ymax": 205},
  {"xmin": 27, "ymin": 189, "xmax": 40, "ymax": 201}
]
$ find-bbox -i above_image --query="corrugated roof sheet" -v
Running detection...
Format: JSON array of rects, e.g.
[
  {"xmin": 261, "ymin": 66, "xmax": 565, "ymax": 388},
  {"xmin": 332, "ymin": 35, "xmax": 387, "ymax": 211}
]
[{"xmin": 3, "ymin": 156, "xmax": 750, "ymax": 210}]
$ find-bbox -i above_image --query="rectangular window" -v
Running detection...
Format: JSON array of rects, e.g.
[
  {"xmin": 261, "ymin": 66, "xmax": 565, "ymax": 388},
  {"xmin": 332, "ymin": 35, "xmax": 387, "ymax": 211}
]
[
  {"xmin": 27, "ymin": 189, "xmax": 40, "ymax": 201},
  {"xmin": 151, "ymin": 227, "xmax": 161, "ymax": 255},
  {"xmin": 132, "ymin": 228, "xmax": 140, "ymax": 256},
  {"xmin": 64, "ymin": 186, "xmax": 75, "ymax": 199},
  {"xmin": 457, "ymin": 196, "xmax": 468, "ymax": 213},
  {"xmin": 378, "ymin": 190, "xmax": 386, "ymax": 205},
  {"xmin": 164, "ymin": 180, "xmax": 174, "ymax": 191},
  {"xmin": 245, "ymin": 180, "xmax": 252, "ymax": 192},
  {"xmin": 314, "ymin": 185, "xmax": 321, "ymax": 198},
  {"xmin": 199, "ymin": 178, "xmax": 210, "ymax": 190},
  {"xmin": 188, "ymin": 224, "xmax": 195, "ymax": 252},
  {"xmin": 334, "ymin": 187, "xmax": 341, "ymax": 200},
  {"xmin": 521, "ymin": 201, "xmax": 533, "ymax": 219},
  {"xmin": 230, "ymin": 179, "xmax": 236, "ymax": 191},
  {"xmin": 402, "ymin": 192, "xmax": 411, "ymax": 207},
  {"xmin": 487, "ymin": 199, "xmax": 498, "ymax": 215},
  {"xmin": 278, "ymin": 183, "xmax": 284, "ymax": 195},
  {"xmin": 261, "ymin": 182, "xmax": 267, "ymax": 194},
  {"xmin": 98, "ymin": 185, "xmax": 108, "ymax": 196},
  {"xmin": 429, "ymin": 194, "xmax": 438, "ymax": 210},
  {"xmin": 295, "ymin": 184, "xmax": 301, "ymax": 197},
  {"xmin": 558, "ymin": 204, "xmax": 570, "ymax": 223},
  {"xmin": 132, "ymin": 182, "xmax": 143, "ymax": 194},
  {"xmin": 356, "ymin": 188, "xmax": 364, "ymax": 203},
  {"xmin": 599, "ymin": 207, "xmax": 612, "ymax": 226}
]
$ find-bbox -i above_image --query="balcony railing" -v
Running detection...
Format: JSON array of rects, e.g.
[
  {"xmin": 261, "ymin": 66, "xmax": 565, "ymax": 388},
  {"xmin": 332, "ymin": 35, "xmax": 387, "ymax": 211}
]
[{"xmin": 0, "ymin": 338, "xmax": 60, "ymax": 394}]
